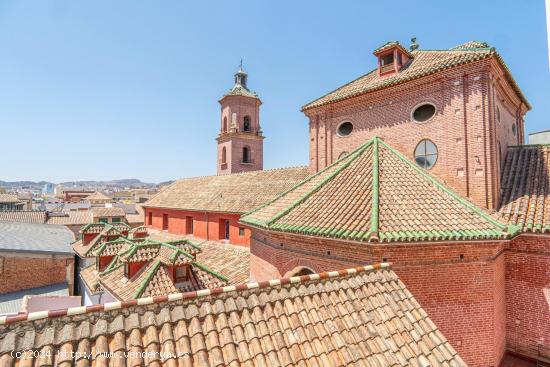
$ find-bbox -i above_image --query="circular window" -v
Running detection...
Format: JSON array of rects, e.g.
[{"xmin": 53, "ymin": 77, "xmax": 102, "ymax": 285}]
[
  {"xmin": 512, "ymin": 123, "xmax": 516, "ymax": 136},
  {"xmin": 414, "ymin": 139, "xmax": 438, "ymax": 169},
  {"xmin": 337, "ymin": 122, "xmax": 354, "ymax": 137},
  {"xmin": 412, "ymin": 103, "xmax": 436, "ymax": 123}
]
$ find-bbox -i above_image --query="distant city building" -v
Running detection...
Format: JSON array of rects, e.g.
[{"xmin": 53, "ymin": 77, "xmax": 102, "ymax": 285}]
[
  {"xmin": 83, "ymin": 191, "xmax": 112, "ymax": 206},
  {"xmin": 528, "ymin": 129, "xmax": 550, "ymax": 144},
  {"xmin": 42, "ymin": 183, "xmax": 55, "ymax": 195},
  {"xmin": 62, "ymin": 190, "xmax": 95, "ymax": 202}
]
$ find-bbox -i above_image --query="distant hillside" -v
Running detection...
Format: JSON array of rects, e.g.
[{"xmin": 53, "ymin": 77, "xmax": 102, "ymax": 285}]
[
  {"xmin": 0, "ymin": 178, "xmax": 156, "ymax": 189},
  {"xmin": 59, "ymin": 179, "xmax": 153, "ymax": 187}
]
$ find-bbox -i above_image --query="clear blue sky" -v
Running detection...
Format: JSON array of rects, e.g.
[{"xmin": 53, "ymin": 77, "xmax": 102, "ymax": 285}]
[{"xmin": 0, "ymin": 1, "xmax": 548, "ymax": 183}]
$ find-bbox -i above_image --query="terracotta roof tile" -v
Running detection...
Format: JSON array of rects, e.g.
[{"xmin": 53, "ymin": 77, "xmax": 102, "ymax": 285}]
[
  {"xmin": 302, "ymin": 41, "xmax": 529, "ymax": 111},
  {"xmin": 498, "ymin": 144, "xmax": 550, "ymax": 233},
  {"xmin": 0, "ymin": 210, "xmax": 47, "ymax": 224},
  {"xmin": 46, "ymin": 211, "xmax": 92, "ymax": 226},
  {"xmin": 90, "ymin": 207, "xmax": 126, "ymax": 218},
  {"xmin": 0, "ymin": 263, "xmax": 466, "ymax": 366},
  {"xmin": 144, "ymin": 167, "xmax": 311, "ymax": 213},
  {"xmin": 0, "ymin": 194, "xmax": 21, "ymax": 204},
  {"xmin": 242, "ymin": 137, "xmax": 513, "ymax": 242}
]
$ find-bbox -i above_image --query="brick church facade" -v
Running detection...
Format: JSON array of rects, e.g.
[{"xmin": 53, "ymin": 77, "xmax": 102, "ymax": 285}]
[
  {"xmin": 241, "ymin": 40, "xmax": 549, "ymax": 366},
  {"xmin": 143, "ymin": 40, "xmax": 547, "ymax": 365}
]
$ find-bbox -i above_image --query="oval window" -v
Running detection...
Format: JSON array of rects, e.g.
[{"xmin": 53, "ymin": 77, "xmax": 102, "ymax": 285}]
[
  {"xmin": 337, "ymin": 122, "xmax": 354, "ymax": 137},
  {"xmin": 414, "ymin": 139, "xmax": 438, "ymax": 169},
  {"xmin": 412, "ymin": 103, "xmax": 436, "ymax": 123}
]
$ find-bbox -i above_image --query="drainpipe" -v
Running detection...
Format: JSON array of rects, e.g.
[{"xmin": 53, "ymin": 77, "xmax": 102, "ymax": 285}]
[{"xmin": 205, "ymin": 211, "xmax": 209, "ymax": 241}]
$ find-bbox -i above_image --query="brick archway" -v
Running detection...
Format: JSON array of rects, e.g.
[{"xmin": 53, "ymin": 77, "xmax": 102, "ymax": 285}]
[
  {"xmin": 284, "ymin": 266, "xmax": 315, "ymax": 277},
  {"xmin": 281, "ymin": 258, "xmax": 318, "ymax": 277}
]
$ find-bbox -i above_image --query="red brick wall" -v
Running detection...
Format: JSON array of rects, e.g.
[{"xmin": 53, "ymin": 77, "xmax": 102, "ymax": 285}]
[
  {"xmin": 0, "ymin": 254, "xmax": 74, "ymax": 294},
  {"xmin": 144, "ymin": 207, "xmax": 250, "ymax": 247},
  {"xmin": 305, "ymin": 60, "xmax": 527, "ymax": 210},
  {"xmin": 505, "ymin": 235, "xmax": 550, "ymax": 359},
  {"xmin": 250, "ymin": 230, "xmax": 508, "ymax": 366}
]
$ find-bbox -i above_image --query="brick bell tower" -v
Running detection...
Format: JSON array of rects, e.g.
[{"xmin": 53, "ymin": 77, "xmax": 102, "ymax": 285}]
[{"xmin": 217, "ymin": 62, "xmax": 264, "ymax": 175}]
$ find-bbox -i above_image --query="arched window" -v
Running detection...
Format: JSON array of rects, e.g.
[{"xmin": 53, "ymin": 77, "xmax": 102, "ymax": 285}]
[
  {"xmin": 338, "ymin": 151, "xmax": 348, "ymax": 159},
  {"xmin": 243, "ymin": 116, "xmax": 251, "ymax": 132},
  {"xmin": 242, "ymin": 146, "xmax": 251, "ymax": 163},
  {"xmin": 223, "ymin": 117, "xmax": 228, "ymax": 132},
  {"xmin": 221, "ymin": 147, "xmax": 227, "ymax": 164}
]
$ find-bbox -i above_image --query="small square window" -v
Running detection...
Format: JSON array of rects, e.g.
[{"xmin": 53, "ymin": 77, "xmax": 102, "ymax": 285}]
[
  {"xmin": 239, "ymin": 227, "xmax": 245, "ymax": 236},
  {"xmin": 175, "ymin": 266, "xmax": 188, "ymax": 282},
  {"xmin": 98, "ymin": 218, "xmax": 108, "ymax": 224},
  {"xmin": 111, "ymin": 217, "xmax": 121, "ymax": 223}
]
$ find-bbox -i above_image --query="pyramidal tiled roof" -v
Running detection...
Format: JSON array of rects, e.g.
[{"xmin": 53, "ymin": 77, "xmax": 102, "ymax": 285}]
[
  {"xmin": 0, "ymin": 263, "xmax": 467, "ymax": 366},
  {"xmin": 498, "ymin": 144, "xmax": 550, "ymax": 233},
  {"xmin": 302, "ymin": 41, "xmax": 529, "ymax": 111},
  {"xmin": 223, "ymin": 83, "xmax": 259, "ymax": 99},
  {"xmin": 242, "ymin": 137, "xmax": 515, "ymax": 243}
]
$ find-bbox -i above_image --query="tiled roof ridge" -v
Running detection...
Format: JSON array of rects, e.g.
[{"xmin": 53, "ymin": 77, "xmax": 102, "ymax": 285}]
[
  {"xmin": 180, "ymin": 165, "xmax": 309, "ymax": 181},
  {"xmin": 0, "ymin": 262, "xmax": 391, "ymax": 326},
  {"xmin": 132, "ymin": 259, "xmax": 162, "ymax": 299},
  {"xmin": 507, "ymin": 144, "xmax": 550, "ymax": 149},
  {"xmin": 0, "ymin": 209, "xmax": 45, "ymax": 213},
  {"xmin": 80, "ymin": 221, "xmax": 129, "ymax": 233}
]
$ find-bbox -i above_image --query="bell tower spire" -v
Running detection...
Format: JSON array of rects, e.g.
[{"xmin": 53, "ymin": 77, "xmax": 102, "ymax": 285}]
[
  {"xmin": 234, "ymin": 59, "xmax": 248, "ymax": 88},
  {"xmin": 216, "ymin": 62, "xmax": 264, "ymax": 175}
]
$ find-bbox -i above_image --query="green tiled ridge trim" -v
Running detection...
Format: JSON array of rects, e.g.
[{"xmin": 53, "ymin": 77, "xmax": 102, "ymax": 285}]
[
  {"xmin": 370, "ymin": 137, "xmax": 380, "ymax": 239},
  {"xmin": 95, "ymin": 237, "xmax": 135, "ymax": 255},
  {"xmin": 164, "ymin": 239, "xmax": 202, "ymax": 251},
  {"xmin": 100, "ymin": 256, "xmax": 123, "ymax": 275},
  {"xmin": 263, "ymin": 140, "xmax": 373, "ymax": 227},
  {"xmin": 81, "ymin": 222, "xmax": 130, "ymax": 233},
  {"xmin": 241, "ymin": 144, "xmax": 361, "ymax": 220},
  {"xmin": 133, "ymin": 260, "xmax": 162, "ymax": 299},
  {"xmin": 191, "ymin": 262, "xmax": 229, "ymax": 282},
  {"xmin": 266, "ymin": 222, "xmax": 506, "ymax": 242},
  {"xmin": 121, "ymin": 240, "xmax": 195, "ymax": 262},
  {"xmin": 379, "ymin": 139, "xmax": 516, "ymax": 236}
]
